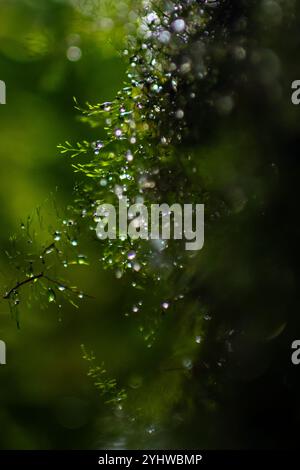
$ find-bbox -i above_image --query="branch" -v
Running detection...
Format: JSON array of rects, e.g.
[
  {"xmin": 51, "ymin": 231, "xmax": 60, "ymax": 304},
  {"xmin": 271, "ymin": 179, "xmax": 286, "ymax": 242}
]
[
  {"xmin": 3, "ymin": 270, "xmax": 94, "ymax": 301},
  {"xmin": 3, "ymin": 272, "xmax": 44, "ymax": 299}
]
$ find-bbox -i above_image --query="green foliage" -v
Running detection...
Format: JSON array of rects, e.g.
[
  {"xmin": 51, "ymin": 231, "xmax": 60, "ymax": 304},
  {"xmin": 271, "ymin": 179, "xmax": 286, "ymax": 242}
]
[
  {"xmin": 81, "ymin": 345, "xmax": 127, "ymax": 405},
  {"xmin": 2, "ymin": 204, "xmax": 92, "ymax": 324}
]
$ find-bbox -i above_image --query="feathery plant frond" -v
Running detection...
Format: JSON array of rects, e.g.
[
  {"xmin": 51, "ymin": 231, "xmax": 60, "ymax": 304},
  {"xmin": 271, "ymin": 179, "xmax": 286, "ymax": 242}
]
[{"xmin": 81, "ymin": 345, "xmax": 127, "ymax": 406}]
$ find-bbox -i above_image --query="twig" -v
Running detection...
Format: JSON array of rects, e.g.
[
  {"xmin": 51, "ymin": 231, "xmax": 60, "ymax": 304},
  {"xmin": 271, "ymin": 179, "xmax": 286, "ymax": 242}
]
[
  {"xmin": 3, "ymin": 272, "xmax": 44, "ymax": 299},
  {"xmin": 3, "ymin": 272, "xmax": 94, "ymax": 301},
  {"xmin": 43, "ymin": 275, "xmax": 94, "ymax": 299}
]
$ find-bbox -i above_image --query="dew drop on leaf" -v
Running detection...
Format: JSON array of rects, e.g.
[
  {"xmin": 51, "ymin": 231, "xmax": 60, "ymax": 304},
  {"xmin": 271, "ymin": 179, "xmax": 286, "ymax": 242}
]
[
  {"xmin": 54, "ymin": 231, "xmax": 61, "ymax": 241},
  {"xmin": 48, "ymin": 289, "xmax": 56, "ymax": 303}
]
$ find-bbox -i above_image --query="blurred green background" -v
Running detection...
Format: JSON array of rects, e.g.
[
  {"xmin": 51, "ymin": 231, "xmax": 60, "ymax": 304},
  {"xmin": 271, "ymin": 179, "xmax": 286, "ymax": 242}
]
[{"xmin": 0, "ymin": 0, "xmax": 143, "ymax": 449}]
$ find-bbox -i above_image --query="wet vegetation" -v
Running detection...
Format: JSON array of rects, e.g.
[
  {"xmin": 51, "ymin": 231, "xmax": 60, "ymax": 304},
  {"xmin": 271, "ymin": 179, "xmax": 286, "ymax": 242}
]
[{"xmin": 1, "ymin": 0, "xmax": 300, "ymax": 449}]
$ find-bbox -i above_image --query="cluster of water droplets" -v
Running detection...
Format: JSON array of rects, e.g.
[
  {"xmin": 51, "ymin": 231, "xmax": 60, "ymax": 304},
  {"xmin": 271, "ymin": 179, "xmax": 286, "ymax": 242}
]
[
  {"xmin": 65, "ymin": 1, "xmax": 269, "ymax": 371},
  {"xmin": 63, "ymin": 0, "xmax": 298, "ymax": 447},
  {"xmin": 75, "ymin": 1, "xmax": 223, "ymax": 345}
]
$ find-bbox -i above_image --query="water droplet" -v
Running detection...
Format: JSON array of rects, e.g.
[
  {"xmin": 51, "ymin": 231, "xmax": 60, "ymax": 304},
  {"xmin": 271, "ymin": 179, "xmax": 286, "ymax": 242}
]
[
  {"xmin": 126, "ymin": 150, "xmax": 134, "ymax": 162},
  {"xmin": 103, "ymin": 102, "xmax": 112, "ymax": 112},
  {"xmin": 161, "ymin": 301, "xmax": 169, "ymax": 310},
  {"xmin": 77, "ymin": 254, "xmax": 88, "ymax": 265},
  {"xmin": 158, "ymin": 30, "xmax": 171, "ymax": 44},
  {"xmin": 171, "ymin": 19, "xmax": 186, "ymax": 33},
  {"xmin": 195, "ymin": 335, "xmax": 202, "ymax": 344},
  {"xmin": 127, "ymin": 251, "xmax": 136, "ymax": 260},
  {"xmin": 54, "ymin": 231, "xmax": 61, "ymax": 241},
  {"xmin": 115, "ymin": 269, "xmax": 123, "ymax": 279},
  {"xmin": 115, "ymin": 128, "xmax": 122, "ymax": 138},
  {"xmin": 48, "ymin": 289, "xmax": 56, "ymax": 303},
  {"xmin": 95, "ymin": 140, "xmax": 104, "ymax": 150},
  {"xmin": 71, "ymin": 240, "xmax": 78, "ymax": 247},
  {"xmin": 133, "ymin": 262, "xmax": 141, "ymax": 272},
  {"xmin": 175, "ymin": 109, "xmax": 184, "ymax": 119},
  {"xmin": 146, "ymin": 424, "xmax": 156, "ymax": 435},
  {"xmin": 147, "ymin": 12, "xmax": 157, "ymax": 23},
  {"xmin": 58, "ymin": 285, "xmax": 66, "ymax": 292},
  {"xmin": 67, "ymin": 46, "xmax": 82, "ymax": 62},
  {"xmin": 182, "ymin": 358, "xmax": 193, "ymax": 370}
]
